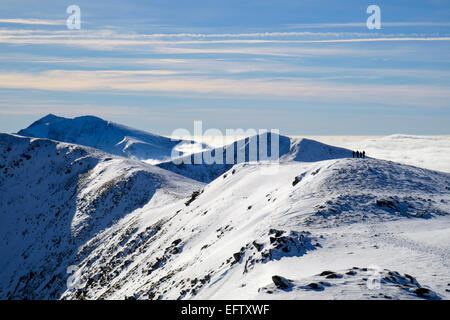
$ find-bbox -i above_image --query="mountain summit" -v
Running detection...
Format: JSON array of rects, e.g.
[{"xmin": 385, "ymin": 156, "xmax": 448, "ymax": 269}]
[
  {"xmin": 17, "ymin": 114, "xmax": 193, "ymax": 162},
  {"xmin": 17, "ymin": 115, "xmax": 353, "ymax": 181},
  {"xmin": 158, "ymin": 134, "xmax": 353, "ymax": 183}
]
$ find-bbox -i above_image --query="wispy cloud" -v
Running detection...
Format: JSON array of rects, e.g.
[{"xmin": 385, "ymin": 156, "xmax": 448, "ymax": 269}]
[
  {"xmin": 0, "ymin": 70, "xmax": 448, "ymax": 108},
  {"xmin": 288, "ymin": 37, "xmax": 450, "ymax": 43},
  {"xmin": 1, "ymin": 28, "xmax": 449, "ymax": 52},
  {"xmin": 4, "ymin": 53, "xmax": 448, "ymax": 82},
  {"xmin": 286, "ymin": 22, "xmax": 450, "ymax": 29},
  {"xmin": 0, "ymin": 103, "xmax": 144, "ymax": 117},
  {"xmin": 0, "ymin": 18, "xmax": 63, "ymax": 25},
  {"xmin": 1, "ymin": 1, "xmax": 449, "ymax": 135}
]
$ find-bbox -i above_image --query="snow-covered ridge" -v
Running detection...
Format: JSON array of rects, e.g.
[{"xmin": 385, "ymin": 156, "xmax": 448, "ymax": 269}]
[
  {"xmin": 16, "ymin": 114, "xmax": 201, "ymax": 162},
  {"xmin": 55, "ymin": 158, "xmax": 448, "ymax": 300},
  {"xmin": 0, "ymin": 133, "xmax": 202, "ymax": 299},
  {"xmin": 158, "ymin": 134, "xmax": 353, "ymax": 183},
  {"xmin": 2, "ymin": 119, "xmax": 449, "ymax": 300},
  {"xmin": 16, "ymin": 115, "xmax": 357, "ymax": 183},
  {"xmin": 281, "ymin": 138, "xmax": 352, "ymax": 162}
]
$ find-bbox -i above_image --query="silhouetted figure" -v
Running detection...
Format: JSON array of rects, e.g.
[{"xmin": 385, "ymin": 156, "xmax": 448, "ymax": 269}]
[
  {"xmin": 363, "ymin": 151, "xmax": 366, "ymax": 158},
  {"xmin": 356, "ymin": 151, "xmax": 360, "ymax": 158},
  {"xmin": 352, "ymin": 151, "xmax": 355, "ymax": 158}
]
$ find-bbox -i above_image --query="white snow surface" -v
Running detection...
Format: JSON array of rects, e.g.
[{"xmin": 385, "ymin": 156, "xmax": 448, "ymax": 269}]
[
  {"xmin": 1, "ymin": 131, "xmax": 449, "ymax": 300},
  {"xmin": 16, "ymin": 114, "xmax": 202, "ymax": 162},
  {"xmin": 291, "ymin": 135, "xmax": 450, "ymax": 173},
  {"xmin": 0, "ymin": 133, "xmax": 202, "ymax": 299},
  {"xmin": 187, "ymin": 134, "xmax": 450, "ymax": 173},
  {"xmin": 157, "ymin": 135, "xmax": 352, "ymax": 183}
]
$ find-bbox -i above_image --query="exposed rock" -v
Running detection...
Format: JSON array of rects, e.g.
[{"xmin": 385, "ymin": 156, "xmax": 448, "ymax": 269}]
[
  {"xmin": 185, "ymin": 191, "xmax": 201, "ymax": 206},
  {"xmin": 272, "ymin": 276, "xmax": 292, "ymax": 290}
]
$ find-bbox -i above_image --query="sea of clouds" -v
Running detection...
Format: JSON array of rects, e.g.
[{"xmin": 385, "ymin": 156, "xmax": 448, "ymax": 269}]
[{"xmin": 190, "ymin": 134, "xmax": 450, "ymax": 173}]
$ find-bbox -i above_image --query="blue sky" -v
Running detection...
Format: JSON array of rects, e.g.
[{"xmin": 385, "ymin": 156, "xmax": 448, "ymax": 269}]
[{"xmin": 0, "ymin": 0, "xmax": 449, "ymax": 135}]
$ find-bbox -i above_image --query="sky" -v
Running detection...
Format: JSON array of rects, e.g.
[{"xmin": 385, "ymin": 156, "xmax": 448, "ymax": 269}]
[{"xmin": 0, "ymin": 0, "xmax": 449, "ymax": 136}]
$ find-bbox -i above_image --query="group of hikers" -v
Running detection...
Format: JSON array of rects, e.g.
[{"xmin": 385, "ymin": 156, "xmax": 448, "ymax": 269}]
[{"xmin": 352, "ymin": 150, "xmax": 366, "ymax": 158}]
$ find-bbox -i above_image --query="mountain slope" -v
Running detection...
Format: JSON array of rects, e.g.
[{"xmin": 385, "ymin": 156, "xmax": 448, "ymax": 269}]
[
  {"xmin": 1, "ymin": 132, "xmax": 448, "ymax": 300},
  {"xmin": 157, "ymin": 134, "xmax": 353, "ymax": 183},
  {"xmin": 17, "ymin": 115, "xmax": 353, "ymax": 183},
  {"xmin": 0, "ymin": 133, "xmax": 203, "ymax": 299},
  {"xmin": 60, "ymin": 158, "xmax": 449, "ymax": 300},
  {"xmin": 16, "ymin": 114, "xmax": 201, "ymax": 162},
  {"xmin": 281, "ymin": 138, "xmax": 352, "ymax": 162}
]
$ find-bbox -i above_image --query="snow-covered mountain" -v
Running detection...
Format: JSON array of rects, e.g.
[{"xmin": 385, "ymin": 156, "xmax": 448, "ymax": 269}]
[
  {"xmin": 16, "ymin": 114, "xmax": 202, "ymax": 162},
  {"xmin": 0, "ymin": 133, "xmax": 202, "ymax": 299},
  {"xmin": 1, "ymin": 131, "xmax": 449, "ymax": 300},
  {"xmin": 158, "ymin": 134, "xmax": 352, "ymax": 183}
]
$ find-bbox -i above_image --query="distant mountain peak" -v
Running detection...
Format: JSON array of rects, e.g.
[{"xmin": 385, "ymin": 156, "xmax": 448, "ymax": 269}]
[
  {"xmin": 283, "ymin": 138, "xmax": 353, "ymax": 162},
  {"xmin": 157, "ymin": 133, "xmax": 353, "ymax": 183},
  {"xmin": 34, "ymin": 113, "xmax": 60, "ymax": 124},
  {"xmin": 16, "ymin": 114, "xmax": 192, "ymax": 162}
]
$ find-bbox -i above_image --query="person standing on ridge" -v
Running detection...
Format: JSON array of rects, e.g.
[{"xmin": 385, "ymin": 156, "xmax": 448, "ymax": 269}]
[
  {"xmin": 363, "ymin": 151, "xmax": 366, "ymax": 158},
  {"xmin": 352, "ymin": 151, "xmax": 355, "ymax": 158},
  {"xmin": 356, "ymin": 151, "xmax": 360, "ymax": 158}
]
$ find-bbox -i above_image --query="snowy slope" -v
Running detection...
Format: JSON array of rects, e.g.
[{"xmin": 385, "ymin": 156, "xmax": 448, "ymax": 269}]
[
  {"xmin": 282, "ymin": 138, "xmax": 352, "ymax": 162},
  {"xmin": 128, "ymin": 159, "xmax": 449, "ymax": 300},
  {"xmin": 157, "ymin": 132, "xmax": 288, "ymax": 183},
  {"xmin": 158, "ymin": 134, "xmax": 352, "ymax": 183},
  {"xmin": 334, "ymin": 134, "xmax": 450, "ymax": 173},
  {"xmin": 0, "ymin": 133, "xmax": 202, "ymax": 299},
  {"xmin": 16, "ymin": 114, "xmax": 203, "ymax": 162},
  {"xmin": 46, "ymin": 159, "xmax": 450, "ymax": 299},
  {"xmin": 1, "ymin": 131, "xmax": 449, "ymax": 300}
]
